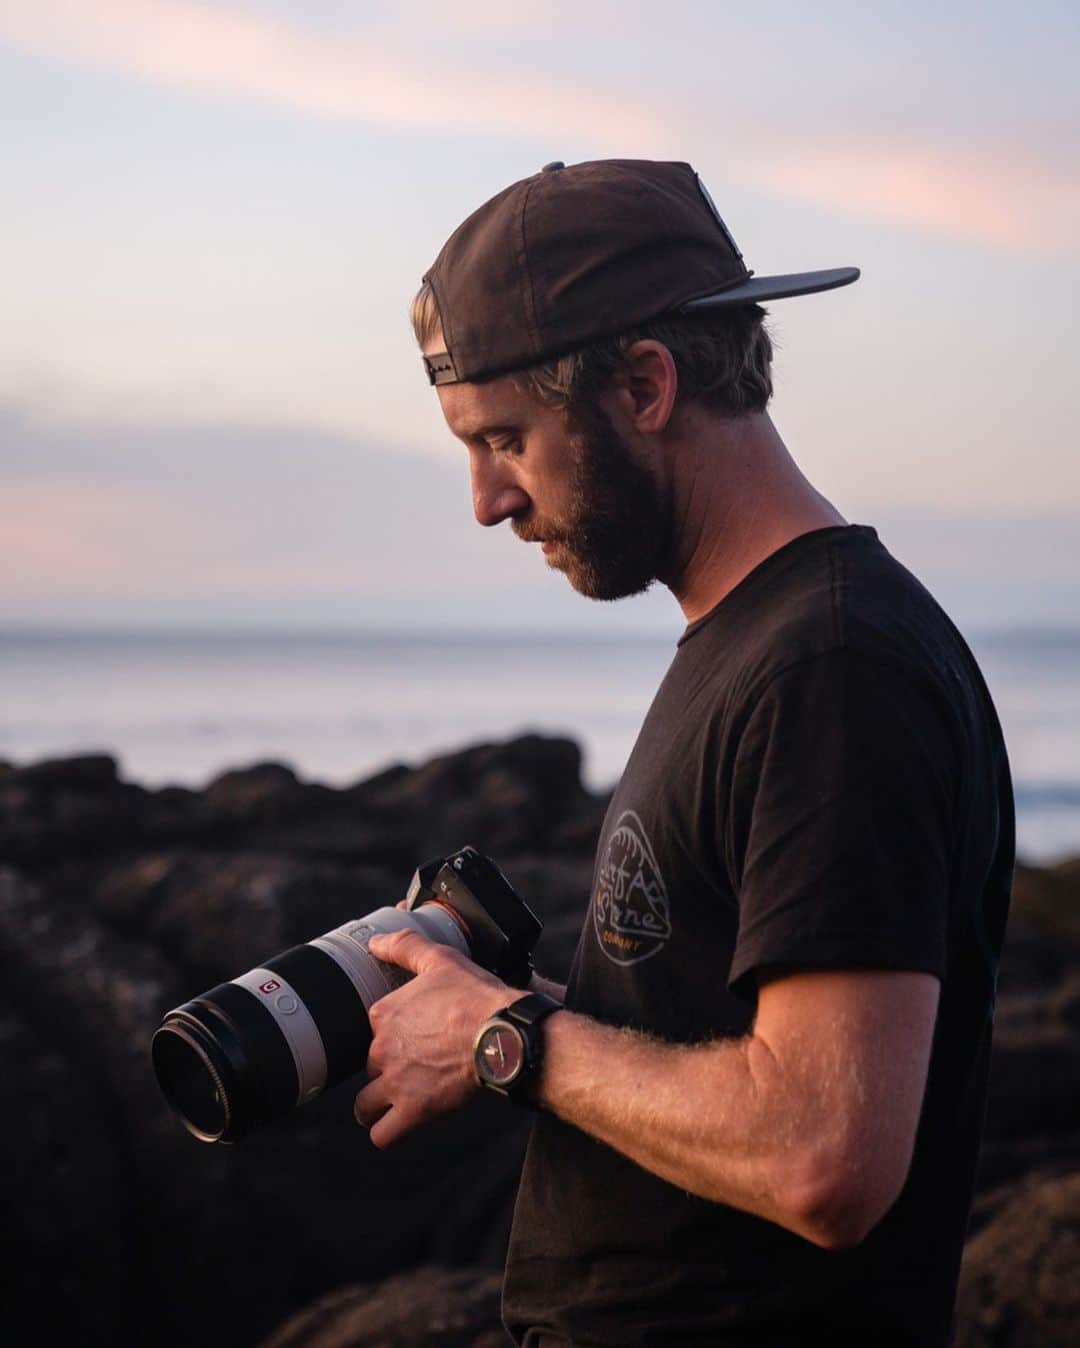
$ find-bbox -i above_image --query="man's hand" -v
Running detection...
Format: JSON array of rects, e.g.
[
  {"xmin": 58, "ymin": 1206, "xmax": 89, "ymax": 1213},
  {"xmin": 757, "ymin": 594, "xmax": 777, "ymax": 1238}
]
[{"xmin": 352, "ymin": 929, "xmax": 513, "ymax": 1149}]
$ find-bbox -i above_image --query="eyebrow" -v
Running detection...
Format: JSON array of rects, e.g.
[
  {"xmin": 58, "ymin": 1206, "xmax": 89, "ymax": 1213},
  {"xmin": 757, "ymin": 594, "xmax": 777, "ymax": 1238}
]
[{"xmin": 454, "ymin": 421, "xmax": 521, "ymax": 443}]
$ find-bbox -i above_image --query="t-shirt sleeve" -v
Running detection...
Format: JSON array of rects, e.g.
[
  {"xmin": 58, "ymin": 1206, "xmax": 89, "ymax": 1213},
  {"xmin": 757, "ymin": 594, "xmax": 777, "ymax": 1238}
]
[{"xmin": 726, "ymin": 646, "xmax": 956, "ymax": 998}]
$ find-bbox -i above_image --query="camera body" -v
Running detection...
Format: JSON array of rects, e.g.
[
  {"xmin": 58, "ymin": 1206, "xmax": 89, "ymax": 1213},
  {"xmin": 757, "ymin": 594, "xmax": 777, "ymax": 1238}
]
[{"xmin": 152, "ymin": 846, "xmax": 541, "ymax": 1143}]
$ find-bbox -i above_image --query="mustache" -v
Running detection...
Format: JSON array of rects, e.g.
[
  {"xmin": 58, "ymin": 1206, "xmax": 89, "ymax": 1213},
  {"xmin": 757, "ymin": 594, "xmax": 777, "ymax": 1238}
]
[{"xmin": 512, "ymin": 517, "xmax": 569, "ymax": 545}]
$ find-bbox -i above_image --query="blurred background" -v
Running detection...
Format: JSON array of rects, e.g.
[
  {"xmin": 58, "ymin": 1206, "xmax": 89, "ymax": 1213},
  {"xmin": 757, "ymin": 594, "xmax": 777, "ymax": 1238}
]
[
  {"xmin": 2, "ymin": 0, "xmax": 1078, "ymax": 861},
  {"xmin": 3, "ymin": 8, "xmax": 1079, "ymax": 1348}
]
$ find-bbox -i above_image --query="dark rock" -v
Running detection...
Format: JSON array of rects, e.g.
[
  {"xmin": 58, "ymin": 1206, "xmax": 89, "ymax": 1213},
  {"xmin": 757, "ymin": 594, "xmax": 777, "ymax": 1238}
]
[
  {"xmin": 982, "ymin": 1028, "xmax": 1080, "ymax": 1145},
  {"xmin": 1, "ymin": 1007, "xmax": 138, "ymax": 1346},
  {"xmin": 92, "ymin": 851, "xmax": 400, "ymax": 983},
  {"xmin": 258, "ymin": 1267, "xmax": 507, "ymax": 1348},
  {"xmin": 1058, "ymin": 971, "xmax": 1080, "ymax": 1029},
  {"xmin": 995, "ymin": 924, "xmax": 1074, "ymax": 999},
  {"xmin": 199, "ymin": 761, "xmax": 335, "ymax": 833},
  {"xmin": 2, "ymin": 736, "xmax": 1077, "ymax": 1348},
  {"xmin": 205, "ymin": 759, "xmax": 301, "ymax": 800},
  {"xmin": 0, "ymin": 753, "xmax": 149, "ymax": 864},
  {"xmin": 956, "ymin": 1170, "xmax": 1080, "ymax": 1348},
  {"xmin": 0, "ymin": 737, "xmax": 602, "ymax": 1348},
  {"xmin": 12, "ymin": 752, "xmax": 121, "ymax": 789},
  {"xmin": 1010, "ymin": 858, "xmax": 1080, "ymax": 947},
  {"xmin": 343, "ymin": 735, "xmax": 596, "ymax": 860},
  {"xmin": 500, "ymin": 854, "xmax": 592, "ymax": 982},
  {"xmin": 973, "ymin": 872, "xmax": 1080, "ymax": 1192},
  {"xmin": 0, "ymin": 735, "xmax": 600, "ymax": 876},
  {"xmin": 0, "ymin": 865, "xmax": 283, "ymax": 1348},
  {"xmin": 0, "ymin": 859, "xmax": 532, "ymax": 1348},
  {"xmin": 973, "ymin": 1136, "xmax": 1080, "ymax": 1219},
  {"xmin": 221, "ymin": 737, "xmax": 602, "ymax": 870}
]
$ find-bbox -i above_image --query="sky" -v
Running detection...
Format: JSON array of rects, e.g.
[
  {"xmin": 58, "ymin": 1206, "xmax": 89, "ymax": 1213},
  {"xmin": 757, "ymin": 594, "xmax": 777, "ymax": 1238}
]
[{"xmin": 2, "ymin": 0, "xmax": 1078, "ymax": 634}]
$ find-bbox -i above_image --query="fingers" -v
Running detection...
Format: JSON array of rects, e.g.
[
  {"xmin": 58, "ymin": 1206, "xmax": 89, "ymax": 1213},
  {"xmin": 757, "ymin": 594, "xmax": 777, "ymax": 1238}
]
[
  {"xmin": 353, "ymin": 1079, "xmax": 431, "ymax": 1150},
  {"xmin": 369, "ymin": 1108, "xmax": 414, "ymax": 1151},
  {"xmin": 353, "ymin": 927, "xmax": 500, "ymax": 1151},
  {"xmin": 369, "ymin": 927, "xmax": 461, "ymax": 976},
  {"xmin": 353, "ymin": 1076, "xmax": 390, "ymax": 1130}
]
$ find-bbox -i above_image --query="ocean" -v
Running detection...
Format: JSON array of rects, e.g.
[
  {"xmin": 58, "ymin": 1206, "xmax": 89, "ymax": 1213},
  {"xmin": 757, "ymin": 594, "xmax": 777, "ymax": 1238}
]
[{"xmin": 1, "ymin": 626, "xmax": 1077, "ymax": 864}]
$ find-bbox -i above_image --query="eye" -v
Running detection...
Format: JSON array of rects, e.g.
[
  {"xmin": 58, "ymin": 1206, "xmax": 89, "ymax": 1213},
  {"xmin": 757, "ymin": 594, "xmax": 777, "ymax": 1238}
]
[{"xmin": 489, "ymin": 436, "xmax": 523, "ymax": 457}]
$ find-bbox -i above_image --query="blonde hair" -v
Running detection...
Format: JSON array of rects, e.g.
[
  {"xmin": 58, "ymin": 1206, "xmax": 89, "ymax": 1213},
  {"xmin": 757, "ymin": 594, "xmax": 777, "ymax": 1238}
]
[{"xmin": 410, "ymin": 279, "xmax": 443, "ymax": 349}]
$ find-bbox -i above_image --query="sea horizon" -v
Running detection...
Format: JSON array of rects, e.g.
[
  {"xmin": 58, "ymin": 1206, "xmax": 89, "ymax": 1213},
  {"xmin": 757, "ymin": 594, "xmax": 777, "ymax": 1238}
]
[{"xmin": 3, "ymin": 623, "xmax": 1078, "ymax": 865}]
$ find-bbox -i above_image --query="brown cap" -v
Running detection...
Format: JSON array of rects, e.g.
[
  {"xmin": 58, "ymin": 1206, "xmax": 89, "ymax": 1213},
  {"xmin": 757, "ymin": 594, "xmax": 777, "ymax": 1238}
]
[{"xmin": 421, "ymin": 158, "xmax": 859, "ymax": 386}]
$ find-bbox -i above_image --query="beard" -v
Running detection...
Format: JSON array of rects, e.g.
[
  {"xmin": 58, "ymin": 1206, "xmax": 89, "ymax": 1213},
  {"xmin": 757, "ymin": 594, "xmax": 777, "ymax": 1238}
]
[{"xmin": 512, "ymin": 402, "xmax": 670, "ymax": 601}]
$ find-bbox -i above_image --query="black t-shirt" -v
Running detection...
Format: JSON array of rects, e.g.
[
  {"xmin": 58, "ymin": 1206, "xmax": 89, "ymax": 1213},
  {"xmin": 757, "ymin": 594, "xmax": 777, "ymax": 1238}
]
[{"xmin": 503, "ymin": 525, "xmax": 1014, "ymax": 1348}]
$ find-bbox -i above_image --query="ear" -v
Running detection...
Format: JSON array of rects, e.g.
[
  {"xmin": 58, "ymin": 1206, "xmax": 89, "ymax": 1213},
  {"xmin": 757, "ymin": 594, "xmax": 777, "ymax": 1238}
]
[{"xmin": 614, "ymin": 339, "xmax": 678, "ymax": 435}]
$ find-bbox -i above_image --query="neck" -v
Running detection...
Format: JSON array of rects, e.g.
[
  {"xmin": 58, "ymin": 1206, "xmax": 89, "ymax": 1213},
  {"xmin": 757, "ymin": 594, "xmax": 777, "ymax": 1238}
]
[{"xmin": 658, "ymin": 409, "xmax": 847, "ymax": 624}]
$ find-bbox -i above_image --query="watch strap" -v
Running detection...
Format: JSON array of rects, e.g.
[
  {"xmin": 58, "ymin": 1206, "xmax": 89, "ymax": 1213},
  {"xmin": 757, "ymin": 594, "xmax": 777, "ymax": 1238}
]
[{"xmin": 500, "ymin": 991, "xmax": 562, "ymax": 1028}]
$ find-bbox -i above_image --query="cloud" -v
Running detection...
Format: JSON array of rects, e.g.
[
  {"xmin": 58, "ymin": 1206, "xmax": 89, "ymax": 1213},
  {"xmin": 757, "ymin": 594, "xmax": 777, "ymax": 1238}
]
[
  {"xmin": 364, "ymin": 0, "xmax": 631, "ymax": 42},
  {"xmin": 0, "ymin": 0, "xmax": 664, "ymax": 146},
  {"xmin": 740, "ymin": 131, "xmax": 1080, "ymax": 256},
  {"xmin": 3, "ymin": 406, "xmax": 1077, "ymax": 626},
  {"xmin": 1, "ymin": 2, "xmax": 1076, "ymax": 256},
  {"xmin": 0, "ymin": 412, "xmax": 544, "ymax": 605}
]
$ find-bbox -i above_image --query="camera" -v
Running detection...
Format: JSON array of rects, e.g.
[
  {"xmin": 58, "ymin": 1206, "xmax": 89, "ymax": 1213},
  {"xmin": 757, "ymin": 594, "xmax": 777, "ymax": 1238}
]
[{"xmin": 151, "ymin": 846, "xmax": 542, "ymax": 1143}]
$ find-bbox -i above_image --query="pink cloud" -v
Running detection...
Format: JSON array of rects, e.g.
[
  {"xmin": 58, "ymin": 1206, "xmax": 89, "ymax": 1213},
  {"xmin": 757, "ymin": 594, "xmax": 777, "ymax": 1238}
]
[
  {"xmin": 0, "ymin": 464, "xmax": 527, "ymax": 602},
  {"xmin": 1, "ymin": 2, "xmax": 1075, "ymax": 257},
  {"xmin": 0, "ymin": 0, "xmax": 663, "ymax": 146},
  {"xmin": 0, "ymin": 476, "xmax": 157, "ymax": 595},
  {"xmin": 741, "ymin": 134, "xmax": 1079, "ymax": 257}
]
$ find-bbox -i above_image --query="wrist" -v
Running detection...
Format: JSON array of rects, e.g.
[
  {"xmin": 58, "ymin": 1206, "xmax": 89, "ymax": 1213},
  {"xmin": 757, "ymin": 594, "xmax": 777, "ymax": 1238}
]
[{"xmin": 472, "ymin": 992, "xmax": 562, "ymax": 1104}]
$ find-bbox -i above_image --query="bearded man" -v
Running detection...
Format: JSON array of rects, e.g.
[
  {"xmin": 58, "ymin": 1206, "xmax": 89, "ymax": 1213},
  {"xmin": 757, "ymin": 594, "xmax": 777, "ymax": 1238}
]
[{"xmin": 353, "ymin": 159, "xmax": 1013, "ymax": 1348}]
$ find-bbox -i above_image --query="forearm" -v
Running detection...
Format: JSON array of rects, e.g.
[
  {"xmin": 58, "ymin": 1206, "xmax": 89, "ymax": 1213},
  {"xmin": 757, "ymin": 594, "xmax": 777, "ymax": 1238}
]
[
  {"xmin": 535, "ymin": 1008, "xmax": 863, "ymax": 1247},
  {"xmin": 361, "ymin": 930, "xmax": 934, "ymax": 1249}
]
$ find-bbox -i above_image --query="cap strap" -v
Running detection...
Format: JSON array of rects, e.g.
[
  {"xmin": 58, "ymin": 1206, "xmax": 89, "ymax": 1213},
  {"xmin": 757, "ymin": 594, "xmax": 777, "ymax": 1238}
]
[{"xmin": 423, "ymin": 351, "xmax": 459, "ymax": 385}]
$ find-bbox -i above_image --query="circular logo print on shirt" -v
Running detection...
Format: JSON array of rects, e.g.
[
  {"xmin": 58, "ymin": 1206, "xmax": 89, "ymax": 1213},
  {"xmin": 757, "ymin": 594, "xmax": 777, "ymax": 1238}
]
[{"xmin": 593, "ymin": 810, "xmax": 672, "ymax": 966}]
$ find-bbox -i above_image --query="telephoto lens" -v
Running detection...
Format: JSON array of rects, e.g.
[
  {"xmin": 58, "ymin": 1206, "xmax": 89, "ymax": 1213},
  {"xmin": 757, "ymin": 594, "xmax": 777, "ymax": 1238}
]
[{"xmin": 151, "ymin": 846, "xmax": 542, "ymax": 1143}]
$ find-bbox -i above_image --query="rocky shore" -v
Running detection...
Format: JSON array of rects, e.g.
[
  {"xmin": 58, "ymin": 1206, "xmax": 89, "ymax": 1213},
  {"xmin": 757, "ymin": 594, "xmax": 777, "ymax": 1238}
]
[{"xmin": 2, "ymin": 738, "xmax": 1078, "ymax": 1347}]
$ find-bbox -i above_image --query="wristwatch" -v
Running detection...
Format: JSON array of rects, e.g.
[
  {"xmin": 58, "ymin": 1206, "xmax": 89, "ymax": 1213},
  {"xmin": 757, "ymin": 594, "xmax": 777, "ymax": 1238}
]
[{"xmin": 473, "ymin": 992, "xmax": 562, "ymax": 1102}]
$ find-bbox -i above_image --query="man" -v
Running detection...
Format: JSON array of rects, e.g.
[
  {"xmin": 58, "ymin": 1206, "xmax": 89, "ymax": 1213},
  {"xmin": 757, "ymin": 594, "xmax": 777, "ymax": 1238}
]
[{"xmin": 353, "ymin": 159, "xmax": 1014, "ymax": 1346}]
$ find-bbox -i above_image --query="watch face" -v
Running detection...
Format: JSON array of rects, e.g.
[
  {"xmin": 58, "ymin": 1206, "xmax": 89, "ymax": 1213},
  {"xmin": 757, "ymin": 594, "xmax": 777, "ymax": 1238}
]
[{"xmin": 477, "ymin": 1023, "xmax": 525, "ymax": 1087}]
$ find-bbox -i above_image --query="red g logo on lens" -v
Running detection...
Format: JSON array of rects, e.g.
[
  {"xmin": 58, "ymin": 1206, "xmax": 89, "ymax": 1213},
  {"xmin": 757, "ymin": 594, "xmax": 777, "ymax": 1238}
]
[{"xmin": 259, "ymin": 979, "xmax": 281, "ymax": 994}]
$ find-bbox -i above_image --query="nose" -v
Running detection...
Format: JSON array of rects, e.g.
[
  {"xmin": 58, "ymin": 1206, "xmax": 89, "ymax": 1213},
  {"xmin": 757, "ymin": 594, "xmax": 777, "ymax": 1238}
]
[{"xmin": 470, "ymin": 453, "xmax": 530, "ymax": 528}]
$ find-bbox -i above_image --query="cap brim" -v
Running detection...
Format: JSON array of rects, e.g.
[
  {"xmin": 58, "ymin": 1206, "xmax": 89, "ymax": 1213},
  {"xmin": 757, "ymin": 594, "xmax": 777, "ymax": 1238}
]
[{"xmin": 679, "ymin": 266, "xmax": 860, "ymax": 311}]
